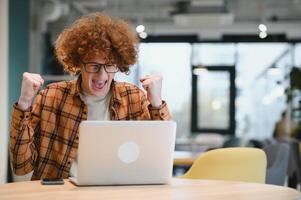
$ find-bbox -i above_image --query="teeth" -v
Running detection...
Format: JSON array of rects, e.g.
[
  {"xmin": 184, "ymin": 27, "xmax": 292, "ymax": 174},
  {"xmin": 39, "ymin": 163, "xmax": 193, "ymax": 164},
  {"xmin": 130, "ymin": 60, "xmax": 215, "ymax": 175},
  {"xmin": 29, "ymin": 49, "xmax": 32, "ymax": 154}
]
[{"xmin": 94, "ymin": 80, "xmax": 105, "ymax": 84}]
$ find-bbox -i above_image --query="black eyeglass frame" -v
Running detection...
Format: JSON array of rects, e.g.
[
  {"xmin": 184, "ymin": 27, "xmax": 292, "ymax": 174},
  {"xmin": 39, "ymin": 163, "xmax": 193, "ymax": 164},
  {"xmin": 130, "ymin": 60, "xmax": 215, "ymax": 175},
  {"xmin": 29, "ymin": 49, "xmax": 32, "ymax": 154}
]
[{"xmin": 82, "ymin": 62, "xmax": 119, "ymax": 73}]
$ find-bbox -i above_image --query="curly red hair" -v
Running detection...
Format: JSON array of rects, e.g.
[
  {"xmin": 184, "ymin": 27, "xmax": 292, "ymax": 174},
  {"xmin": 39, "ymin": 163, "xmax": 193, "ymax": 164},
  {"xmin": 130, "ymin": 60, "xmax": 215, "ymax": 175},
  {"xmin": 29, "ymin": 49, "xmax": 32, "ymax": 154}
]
[{"xmin": 55, "ymin": 12, "xmax": 138, "ymax": 75}]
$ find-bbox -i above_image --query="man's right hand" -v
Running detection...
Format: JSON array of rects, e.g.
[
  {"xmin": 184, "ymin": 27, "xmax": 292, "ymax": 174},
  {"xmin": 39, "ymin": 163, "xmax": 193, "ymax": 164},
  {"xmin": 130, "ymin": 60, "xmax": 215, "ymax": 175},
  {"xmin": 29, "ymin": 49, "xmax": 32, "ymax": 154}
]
[{"xmin": 18, "ymin": 72, "xmax": 44, "ymax": 111}]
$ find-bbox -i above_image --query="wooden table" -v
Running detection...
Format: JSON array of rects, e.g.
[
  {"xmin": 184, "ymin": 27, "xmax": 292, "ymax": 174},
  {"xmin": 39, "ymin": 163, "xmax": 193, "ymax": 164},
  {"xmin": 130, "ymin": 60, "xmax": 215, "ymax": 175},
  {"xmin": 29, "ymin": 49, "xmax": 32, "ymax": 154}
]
[{"xmin": 0, "ymin": 178, "xmax": 300, "ymax": 200}]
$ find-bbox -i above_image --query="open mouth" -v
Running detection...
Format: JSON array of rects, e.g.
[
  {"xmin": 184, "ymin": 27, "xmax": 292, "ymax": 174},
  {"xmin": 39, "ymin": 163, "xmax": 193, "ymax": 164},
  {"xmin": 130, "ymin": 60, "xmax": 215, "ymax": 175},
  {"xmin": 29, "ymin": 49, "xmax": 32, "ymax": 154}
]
[{"xmin": 92, "ymin": 80, "xmax": 108, "ymax": 91}]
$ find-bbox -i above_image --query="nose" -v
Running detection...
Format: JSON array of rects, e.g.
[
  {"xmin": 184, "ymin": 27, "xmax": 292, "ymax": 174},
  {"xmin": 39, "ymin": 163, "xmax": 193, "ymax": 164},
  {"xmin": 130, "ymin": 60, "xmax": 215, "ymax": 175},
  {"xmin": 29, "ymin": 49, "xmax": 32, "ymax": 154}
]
[{"xmin": 96, "ymin": 66, "xmax": 107, "ymax": 78}]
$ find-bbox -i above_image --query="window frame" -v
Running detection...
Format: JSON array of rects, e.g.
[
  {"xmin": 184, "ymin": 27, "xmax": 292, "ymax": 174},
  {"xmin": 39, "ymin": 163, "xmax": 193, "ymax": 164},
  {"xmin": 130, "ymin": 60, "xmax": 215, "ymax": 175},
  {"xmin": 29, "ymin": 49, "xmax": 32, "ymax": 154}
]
[{"xmin": 191, "ymin": 65, "xmax": 236, "ymax": 135}]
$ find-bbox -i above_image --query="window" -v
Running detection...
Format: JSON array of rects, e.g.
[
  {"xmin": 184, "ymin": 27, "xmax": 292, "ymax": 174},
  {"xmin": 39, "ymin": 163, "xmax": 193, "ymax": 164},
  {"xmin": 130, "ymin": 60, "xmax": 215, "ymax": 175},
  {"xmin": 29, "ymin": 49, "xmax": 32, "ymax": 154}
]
[{"xmin": 191, "ymin": 66, "xmax": 235, "ymax": 135}]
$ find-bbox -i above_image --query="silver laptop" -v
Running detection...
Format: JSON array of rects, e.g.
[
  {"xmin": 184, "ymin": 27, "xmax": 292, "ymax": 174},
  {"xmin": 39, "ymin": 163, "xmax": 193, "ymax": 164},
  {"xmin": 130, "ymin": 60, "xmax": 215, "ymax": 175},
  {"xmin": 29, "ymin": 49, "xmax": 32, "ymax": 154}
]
[{"xmin": 69, "ymin": 121, "xmax": 176, "ymax": 186}]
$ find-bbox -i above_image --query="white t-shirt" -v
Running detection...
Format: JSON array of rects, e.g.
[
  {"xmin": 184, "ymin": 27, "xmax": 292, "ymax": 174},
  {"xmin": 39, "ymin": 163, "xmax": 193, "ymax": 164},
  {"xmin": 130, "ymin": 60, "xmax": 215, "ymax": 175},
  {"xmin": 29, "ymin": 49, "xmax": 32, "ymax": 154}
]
[{"xmin": 69, "ymin": 91, "xmax": 111, "ymax": 177}]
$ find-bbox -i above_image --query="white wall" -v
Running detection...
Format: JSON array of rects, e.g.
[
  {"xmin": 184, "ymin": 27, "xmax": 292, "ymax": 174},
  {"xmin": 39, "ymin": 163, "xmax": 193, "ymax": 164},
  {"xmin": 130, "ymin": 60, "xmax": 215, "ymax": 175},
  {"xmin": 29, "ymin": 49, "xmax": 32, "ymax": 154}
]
[{"xmin": 0, "ymin": 0, "xmax": 9, "ymax": 184}]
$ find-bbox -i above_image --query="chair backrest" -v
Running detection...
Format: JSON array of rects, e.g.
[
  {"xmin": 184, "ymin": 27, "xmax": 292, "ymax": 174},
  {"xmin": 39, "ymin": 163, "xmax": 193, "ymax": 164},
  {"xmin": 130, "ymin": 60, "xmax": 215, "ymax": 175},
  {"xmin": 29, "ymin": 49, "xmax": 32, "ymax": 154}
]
[
  {"xmin": 181, "ymin": 147, "xmax": 267, "ymax": 183},
  {"xmin": 263, "ymin": 142, "xmax": 290, "ymax": 185}
]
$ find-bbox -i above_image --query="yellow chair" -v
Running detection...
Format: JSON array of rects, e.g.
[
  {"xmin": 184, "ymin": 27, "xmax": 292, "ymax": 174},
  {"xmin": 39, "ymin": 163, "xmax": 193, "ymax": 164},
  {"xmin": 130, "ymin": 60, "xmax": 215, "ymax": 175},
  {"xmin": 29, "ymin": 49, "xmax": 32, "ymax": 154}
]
[{"xmin": 181, "ymin": 147, "xmax": 267, "ymax": 183}]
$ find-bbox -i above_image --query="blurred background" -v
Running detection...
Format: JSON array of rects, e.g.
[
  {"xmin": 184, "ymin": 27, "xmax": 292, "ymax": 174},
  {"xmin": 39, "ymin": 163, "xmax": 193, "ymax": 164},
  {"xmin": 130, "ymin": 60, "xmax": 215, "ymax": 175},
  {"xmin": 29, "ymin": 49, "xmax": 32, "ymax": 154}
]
[{"xmin": 1, "ymin": 0, "xmax": 301, "ymax": 187}]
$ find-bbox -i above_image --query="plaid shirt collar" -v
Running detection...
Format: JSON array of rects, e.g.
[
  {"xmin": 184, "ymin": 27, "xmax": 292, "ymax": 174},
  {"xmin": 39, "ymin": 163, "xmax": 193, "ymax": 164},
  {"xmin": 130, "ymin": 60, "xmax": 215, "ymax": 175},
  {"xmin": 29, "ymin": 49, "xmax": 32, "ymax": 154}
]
[{"xmin": 69, "ymin": 75, "xmax": 122, "ymax": 104}]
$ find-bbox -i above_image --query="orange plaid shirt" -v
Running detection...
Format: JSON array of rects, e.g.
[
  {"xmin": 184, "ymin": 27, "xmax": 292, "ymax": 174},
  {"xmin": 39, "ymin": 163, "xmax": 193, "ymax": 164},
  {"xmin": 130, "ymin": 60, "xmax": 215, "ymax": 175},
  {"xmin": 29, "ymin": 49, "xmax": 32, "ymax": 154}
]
[{"xmin": 10, "ymin": 77, "xmax": 171, "ymax": 180}]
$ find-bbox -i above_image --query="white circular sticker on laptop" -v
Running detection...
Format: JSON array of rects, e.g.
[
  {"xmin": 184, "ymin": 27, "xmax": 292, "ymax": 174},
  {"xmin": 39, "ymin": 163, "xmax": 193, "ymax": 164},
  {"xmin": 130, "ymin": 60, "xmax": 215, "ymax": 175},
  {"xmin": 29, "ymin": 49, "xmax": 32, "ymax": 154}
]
[{"xmin": 118, "ymin": 141, "xmax": 140, "ymax": 164}]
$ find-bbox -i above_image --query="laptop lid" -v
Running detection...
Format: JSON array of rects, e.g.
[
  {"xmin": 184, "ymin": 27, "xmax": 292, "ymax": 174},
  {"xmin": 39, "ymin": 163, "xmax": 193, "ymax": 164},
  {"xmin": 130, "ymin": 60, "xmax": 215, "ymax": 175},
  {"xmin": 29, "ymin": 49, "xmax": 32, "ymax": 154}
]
[{"xmin": 75, "ymin": 121, "xmax": 176, "ymax": 185}]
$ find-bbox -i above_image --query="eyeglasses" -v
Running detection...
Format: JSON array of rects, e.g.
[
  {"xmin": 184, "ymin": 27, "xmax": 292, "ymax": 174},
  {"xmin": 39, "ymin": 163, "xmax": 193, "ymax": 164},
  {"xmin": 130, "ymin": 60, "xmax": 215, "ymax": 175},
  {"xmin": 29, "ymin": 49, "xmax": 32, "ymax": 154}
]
[{"xmin": 82, "ymin": 62, "xmax": 119, "ymax": 73}]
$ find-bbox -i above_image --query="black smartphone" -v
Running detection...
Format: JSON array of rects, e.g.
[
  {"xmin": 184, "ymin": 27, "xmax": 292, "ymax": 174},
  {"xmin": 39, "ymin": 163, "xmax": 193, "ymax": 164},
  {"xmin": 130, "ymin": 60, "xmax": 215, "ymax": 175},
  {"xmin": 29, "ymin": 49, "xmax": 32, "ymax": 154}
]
[{"xmin": 41, "ymin": 178, "xmax": 64, "ymax": 185}]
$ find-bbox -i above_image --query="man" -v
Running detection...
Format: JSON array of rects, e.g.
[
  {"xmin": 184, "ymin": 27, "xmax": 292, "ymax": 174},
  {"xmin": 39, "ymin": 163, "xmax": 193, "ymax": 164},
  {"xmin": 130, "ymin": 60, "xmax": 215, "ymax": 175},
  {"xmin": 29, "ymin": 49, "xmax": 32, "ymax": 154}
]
[{"xmin": 10, "ymin": 12, "xmax": 171, "ymax": 180}]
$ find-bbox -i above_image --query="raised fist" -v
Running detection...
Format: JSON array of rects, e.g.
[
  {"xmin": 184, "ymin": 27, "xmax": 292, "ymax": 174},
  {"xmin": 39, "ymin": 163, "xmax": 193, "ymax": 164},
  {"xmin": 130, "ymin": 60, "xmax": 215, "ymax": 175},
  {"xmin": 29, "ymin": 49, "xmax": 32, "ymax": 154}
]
[{"xmin": 18, "ymin": 72, "xmax": 44, "ymax": 111}]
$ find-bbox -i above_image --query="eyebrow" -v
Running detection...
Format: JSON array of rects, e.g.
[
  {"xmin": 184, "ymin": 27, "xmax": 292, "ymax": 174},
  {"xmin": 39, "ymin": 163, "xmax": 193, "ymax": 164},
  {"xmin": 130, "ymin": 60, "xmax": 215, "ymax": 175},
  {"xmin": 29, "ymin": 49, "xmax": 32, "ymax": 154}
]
[{"xmin": 83, "ymin": 62, "xmax": 106, "ymax": 65}]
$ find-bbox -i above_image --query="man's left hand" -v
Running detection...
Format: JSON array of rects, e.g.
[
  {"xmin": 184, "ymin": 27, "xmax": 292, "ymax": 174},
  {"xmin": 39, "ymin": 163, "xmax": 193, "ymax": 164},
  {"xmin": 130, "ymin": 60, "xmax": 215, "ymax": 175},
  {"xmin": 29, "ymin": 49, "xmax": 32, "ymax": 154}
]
[{"xmin": 140, "ymin": 75, "xmax": 163, "ymax": 108}]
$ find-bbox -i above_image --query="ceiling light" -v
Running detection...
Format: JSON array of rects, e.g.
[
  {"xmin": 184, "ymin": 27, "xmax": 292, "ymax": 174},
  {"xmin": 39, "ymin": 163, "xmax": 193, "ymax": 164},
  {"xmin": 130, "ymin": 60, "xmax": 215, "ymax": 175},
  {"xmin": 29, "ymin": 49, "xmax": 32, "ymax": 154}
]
[
  {"xmin": 139, "ymin": 32, "xmax": 148, "ymax": 39},
  {"xmin": 258, "ymin": 24, "xmax": 267, "ymax": 32},
  {"xmin": 259, "ymin": 31, "xmax": 267, "ymax": 39},
  {"xmin": 193, "ymin": 68, "xmax": 208, "ymax": 75},
  {"xmin": 136, "ymin": 25, "xmax": 145, "ymax": 33}
]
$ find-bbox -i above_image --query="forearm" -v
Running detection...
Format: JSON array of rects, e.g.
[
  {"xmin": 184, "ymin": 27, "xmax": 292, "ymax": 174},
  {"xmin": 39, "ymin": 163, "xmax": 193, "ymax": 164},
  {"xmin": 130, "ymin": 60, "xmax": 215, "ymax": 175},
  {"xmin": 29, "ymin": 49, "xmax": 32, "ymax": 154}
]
[{"xmin": 10, "ymin": 103, "xmax": 38, "ymax": 175}]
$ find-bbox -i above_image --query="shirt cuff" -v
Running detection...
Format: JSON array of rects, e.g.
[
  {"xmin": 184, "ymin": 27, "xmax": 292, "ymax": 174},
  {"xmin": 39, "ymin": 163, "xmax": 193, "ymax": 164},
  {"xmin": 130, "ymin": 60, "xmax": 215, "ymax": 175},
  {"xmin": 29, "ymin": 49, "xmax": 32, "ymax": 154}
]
[
  {"xmin": 148, "ymin": 101, "xmax": 171, "ymax": 120},
  {"xmin": 10, "ymin": 103, "xmax": 34, "ymax": 142},
  {"xmin": 12, "ymin": 103, "xmax": 32, "ymax": 126}
]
